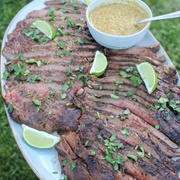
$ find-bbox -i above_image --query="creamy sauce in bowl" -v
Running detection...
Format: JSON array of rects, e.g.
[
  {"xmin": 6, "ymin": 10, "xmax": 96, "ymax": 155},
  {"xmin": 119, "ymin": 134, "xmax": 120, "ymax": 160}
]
[{"xmin": 88, "ymin": 2, "xmax": 149, "ymax": 36}]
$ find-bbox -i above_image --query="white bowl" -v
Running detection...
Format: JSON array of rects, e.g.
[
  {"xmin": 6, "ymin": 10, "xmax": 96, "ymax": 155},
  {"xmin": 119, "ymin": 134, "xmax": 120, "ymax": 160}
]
[{"xmin": 86, "ymin": 0, "xmax": 153, "ymax": 49}]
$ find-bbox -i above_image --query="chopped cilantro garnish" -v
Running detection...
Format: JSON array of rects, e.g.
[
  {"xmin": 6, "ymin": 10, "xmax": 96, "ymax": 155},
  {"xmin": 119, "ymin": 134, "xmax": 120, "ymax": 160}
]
[
  {"xmin": 7, "ymin": 104, "xmax": 13, "ymax": 113},
  {"xmin": 123, "ymin": 109, "xmax": 131, "ymax": 115},
  {"xmin": 127, "ymin": 154, "xmax": 138, "ymax": 161},
  {"xmin": 66, "ymin": 1, "xmax": 79, "ymax": 10},
  {"xmin": 59, "ymin": 7, "xmax": 69, "ymax": 13},
  {"xmin": 47, "ymin": 8, "xmax": 56, "ymax": 21},
  {"xmin": 169, "ymin": 100, "xmax": 180, "ymax": 112},
  {"xmin": 84, "ymin": 140, "xmax": 89, "ymax": 147},
  {"xmin": 60, "ymin": 93, "xmax": 67, "ymax": 100},
  {"xmin": 77, "ymin": 37, "xmax": 87, "ymax": 44},
  {"xmin": 23, "ymin": 28, "xmax": 50, "ymax": 44},
  {"xmin": 110, "ymin": 94, "xmax": 119, "ymax": 100},
  {"xmin": 62, "ymin": 50, "xmax": 71, "ymax": 56},
  {"xmin": 120, "ymin": 71, "xmax": 130, "ymax": 78},
  {"xmin": 155, "ymin": 124, "xmax": 160, "ymax": 130},
  {"xmin": 6, "ymin": 64, "xmax": 30, "ymax": 81},
  {"xmin": 25, "ymin": 58, "xmax": 42, "ymax": 67},
  {"xmin": 58, "ymin": 41, "xmax": 65, "ymax": 48},
  {"xmin": 94, "ymin": 94, "xmax": 102, "ymax": 98},
  {"xmin": 66, "ymin": 19, "xmax": 75, "ymax": 28},
  {"xmin": 60, "ymin": 0, "xmax": 65, "ymax": 4},
  {"xmin": 121, "ymin": 128, "xmax": 130, "ymax": 137},
  {"xmin": 2, "ymin": 71, "xmax": 10, "ymax": 80},
  {"xmin": 70, "ymin": 162, "xmax": 76, "ymax": 170},
  {"xmin": 26, "ymin": 74, "xmax": 41, "ymax": 84},
  {"xmin": 99, "ymin": 85, "xmax": 104, "ymax": 90},
  {"xmin": 114, "ymin": 81, "xmax": 123, "ymax": 86},
  {"xmin": 146, "ymin": 151, "xmax": 151, "ymax": 158},
  {"xmin": 66, "ymin": 67, "xmax": 72, "ymax": 76},
  {"xmin": 63, "ymin": 175, "xmax": 68, "ymax": 180},
  {"xmin": 158, "ymin": 97, "xmax": 168, "ymax": 104},
  {"xmin": 59, "ymin": 81, "xmax": 74, "ymax": 91},
  {"xmin": 130, "ymin": 76, "xmax": 142, "ymax": 87},
  {"xmin": 168, "ymin": 92, "xmax": 174, "ymax": 99},
  {"xmin": 97, "ymin": 111, "xmax": 101, "ymax": 119},
  {"xmin": 48, "ymin": 87, "xmax": 55, "ymax": 99},
  {"xmin": 110, "ymin": 134, "xmax": 116, "ymax": 142},
  {"xmin": 89, "ymin": 150, "xmax": 96, "ymax": 156},
  {"xmin": 76, "ymin": 66, "xmax": 84, "ymax": 72},
  {"xmin": 62, "ymin": 159, "xmax": 68, "ymax": 167},
  {"xmin": 137, "ymin": 145, "xmax": 144, "ymax": 158},
  {"xmin": 126, "ymin": 67, "xmax": 134, "ymax": 72},
  {"xmin": 32, "ymin": 99, "xmax": 42, "ymax": 112},
  {"xmin": 56, "ymin": 27, "xmax": 65, "ymax": 36},
  {"xmin": 77, "ymin": 74, "xmax": 88, "ymax": 84}
]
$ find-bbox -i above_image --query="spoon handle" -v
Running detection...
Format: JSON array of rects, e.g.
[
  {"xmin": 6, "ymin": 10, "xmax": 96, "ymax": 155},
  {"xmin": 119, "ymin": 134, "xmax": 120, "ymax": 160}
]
[{"xmin": 137, "ymin": 11, "xmax": 180, "ymax": 24}]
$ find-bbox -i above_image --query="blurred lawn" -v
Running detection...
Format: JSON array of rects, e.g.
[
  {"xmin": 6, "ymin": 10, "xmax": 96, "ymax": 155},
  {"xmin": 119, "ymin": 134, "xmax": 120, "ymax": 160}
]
[
  {"xmin": 0, "ymin": 1, "xmax": 38, "ymax": 179},
  {"xmin": 0, "ymin": 0, "xmax": 179, "ymax": 179}
]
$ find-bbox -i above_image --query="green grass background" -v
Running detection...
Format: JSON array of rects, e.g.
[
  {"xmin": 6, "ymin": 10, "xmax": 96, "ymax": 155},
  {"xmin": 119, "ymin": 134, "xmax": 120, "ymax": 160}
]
[{"xmin": 0, "ymin": 0, "xmax": 179, "ymax": 179}]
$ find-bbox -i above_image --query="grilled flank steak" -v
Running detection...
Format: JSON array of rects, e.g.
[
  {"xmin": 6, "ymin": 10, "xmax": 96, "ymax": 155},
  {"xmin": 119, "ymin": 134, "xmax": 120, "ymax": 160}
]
[{"xmin": 2, "ymin": 0, "xmax": 180, "ymax": 179}]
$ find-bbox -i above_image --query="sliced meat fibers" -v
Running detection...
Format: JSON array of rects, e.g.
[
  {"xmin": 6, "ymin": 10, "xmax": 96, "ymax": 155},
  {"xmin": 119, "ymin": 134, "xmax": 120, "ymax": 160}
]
[{"xmin": 2, "ymin": 0, "xmax": 180, "ymax": 179}]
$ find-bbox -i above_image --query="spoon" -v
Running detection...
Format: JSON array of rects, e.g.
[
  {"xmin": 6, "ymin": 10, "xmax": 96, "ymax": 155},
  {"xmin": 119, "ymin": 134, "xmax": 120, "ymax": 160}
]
[{"xmin": 137, "ymin": 11, "xmax": 180, "ymax": 25}]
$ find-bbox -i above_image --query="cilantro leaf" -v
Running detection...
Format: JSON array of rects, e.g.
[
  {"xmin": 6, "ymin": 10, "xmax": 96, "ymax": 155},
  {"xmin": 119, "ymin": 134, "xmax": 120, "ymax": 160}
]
[
  {"xmin": 130, "ymin": 76, "xmax": 142, "ymax": 87},
  {"xmin": 127, "ymin": 154, "xmax": 138, "ymax": 161}
]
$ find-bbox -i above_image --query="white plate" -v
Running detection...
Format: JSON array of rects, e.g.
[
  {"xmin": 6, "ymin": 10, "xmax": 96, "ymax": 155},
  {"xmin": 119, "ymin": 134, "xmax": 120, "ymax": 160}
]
[{"xmin": 1, "ymin": 0, "xmax": 179, "ymax": 180}]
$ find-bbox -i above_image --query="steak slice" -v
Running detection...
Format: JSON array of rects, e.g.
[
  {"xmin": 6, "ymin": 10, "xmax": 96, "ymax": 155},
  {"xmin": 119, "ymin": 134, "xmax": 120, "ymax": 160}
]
[{"xmin": 3, "ymin": 82, "xmax": 83, "ymax": 132}]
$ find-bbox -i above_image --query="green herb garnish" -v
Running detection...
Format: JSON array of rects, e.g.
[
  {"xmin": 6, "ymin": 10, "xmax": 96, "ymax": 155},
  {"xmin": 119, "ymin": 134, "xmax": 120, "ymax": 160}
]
[
  {"xmin": 7, "ymin": 104, "xmax": 13, "ymax": 113},
  {"xmin": 155, "ymin": 124, "xmax": 160, "ymax": 130},
  {"xmin": 89, "ymin": 150, "xmax": 96, "ymax": 156},
  {"xmin": 124, "ymin": 91, "xmax": 134, "ymax": 98},
  {"xmin": 62, "ymin": 159, "xmax": 68, "ymax": 167},
  {"xmin": 77, "ymin": 74, "xmax": 88, "ymax": 84},
  {"xmin": 110, "ymin": 134, "xmax": 116, "ymax": 142},
  {"xmin": 120, "ymin": 71, "xmax": 131, "ymax": 78},
  {"xmin": 47, "ymin": 8, "xmax": 56, "ymax": 21},
  {"xmin": 104, "ymin": 138, "xmax": 124, "ymax": 170},
  {"xmin": 70, "ymin": 162, "xmax": 76, "ymax": 170},
  {"xmin": 66, "ymin": 19, "xmax": 75, "ymax": 28},
  {"xmin": 66, "ymin": 67, "xmax": 72, "ymax": 76},
  {"xmin": 59, "ymin": 81, "xmax": 74, "ymax": 91},
  {"xmin": 26, "ymin": 74, "xmax": 41, "ymax": 84},
  {"xmin": 32, "ymin": 99, "xmax": 42, "ymax": 112},
  {"xmin": 110, "ymin": 94, "xmax": 119, "ymax": 100},
  {"xmin": 60, "ymin": 93, "xmax": 67, "ymax": 100},
  {"xmin": 121, "ymin": 128, "xmax": 130, "ymax": 137},
  {"xmin": 130, "ymin": 76, "xmax": 142, "ymax": 87},
  {"xmin": 123, "ymin": 109, "xmax": 131, "ymax": 115},
  {"xmin": 76, "ymin": 66, "xmax": 84, "ymax": 72},
  {"xmin": 77, "ymin": 37, "xmax": 87, "ymax": 44},
  {"xmin": 127, "ymin": 154, "xmax": 138, "ymax": 161},
  {"xmin": 84, "ymin": 140, "xmax": 89, "ymax": 147}
]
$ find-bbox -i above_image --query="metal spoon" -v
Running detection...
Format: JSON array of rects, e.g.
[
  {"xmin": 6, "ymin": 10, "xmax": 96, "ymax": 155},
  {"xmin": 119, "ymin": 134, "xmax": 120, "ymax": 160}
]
[{"xmin": 137, "ymin": 11, "xmax": 180, "ymax": 25}]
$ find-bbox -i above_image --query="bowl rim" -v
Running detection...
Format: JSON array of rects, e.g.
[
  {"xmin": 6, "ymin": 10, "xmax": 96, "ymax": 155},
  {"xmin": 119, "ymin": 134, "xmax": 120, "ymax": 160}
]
[{"xmin": 86, "ymin": 0, "xmax": 153, "ymax": 38}]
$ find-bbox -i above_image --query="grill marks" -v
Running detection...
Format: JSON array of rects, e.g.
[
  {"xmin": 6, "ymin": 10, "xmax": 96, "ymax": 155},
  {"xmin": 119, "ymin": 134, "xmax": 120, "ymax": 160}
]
[{"xmin": 2, "ymin": 0, "xmax": 180, "ymax": 179}]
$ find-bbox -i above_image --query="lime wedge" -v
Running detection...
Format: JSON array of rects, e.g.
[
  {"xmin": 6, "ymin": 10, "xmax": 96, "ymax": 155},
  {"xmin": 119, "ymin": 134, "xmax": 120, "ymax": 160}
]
[
  {"xmin": 22, "ymin": 124, "xmax": 60, "ymax": 148},
  {"xmin": 85, "ymin": 0, "xmax": 93, "ymax": 5},
  {"xmin": 90, "ymin": 50, "xmax": 108, "ymax": 77},
  {"xmin": 136, "ymin": 62, "xmax": 158, "ymax": 94},
  {"xmin": 33, "ymin": 20, "xmax": 56, "ymax": 39}
]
